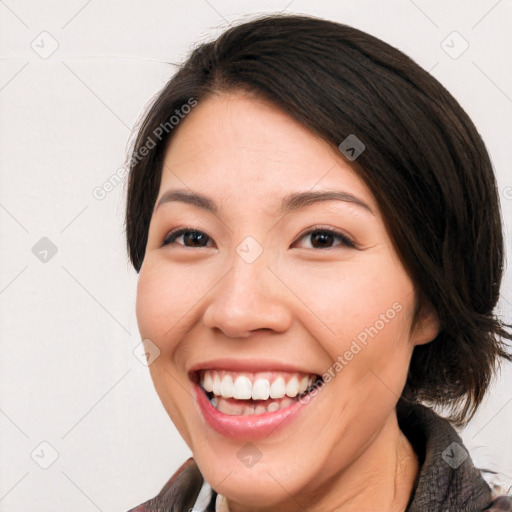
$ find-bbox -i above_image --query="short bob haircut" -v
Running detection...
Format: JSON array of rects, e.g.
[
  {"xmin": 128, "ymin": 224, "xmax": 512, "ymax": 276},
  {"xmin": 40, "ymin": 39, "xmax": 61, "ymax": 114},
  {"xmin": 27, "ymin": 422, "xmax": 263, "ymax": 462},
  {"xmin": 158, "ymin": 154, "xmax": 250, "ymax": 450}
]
[{"xmin": 125, "ymin": 14, "xmax": 511, "ymax": 425}]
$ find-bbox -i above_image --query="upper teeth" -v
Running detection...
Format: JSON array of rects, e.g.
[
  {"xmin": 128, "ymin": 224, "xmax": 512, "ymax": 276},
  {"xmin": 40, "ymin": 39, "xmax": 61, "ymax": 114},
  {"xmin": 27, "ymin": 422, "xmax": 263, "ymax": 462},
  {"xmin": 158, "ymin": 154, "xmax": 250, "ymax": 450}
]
[{"xmin": 201, "ymin": 370, "xmax": 315, "ymax": 400}]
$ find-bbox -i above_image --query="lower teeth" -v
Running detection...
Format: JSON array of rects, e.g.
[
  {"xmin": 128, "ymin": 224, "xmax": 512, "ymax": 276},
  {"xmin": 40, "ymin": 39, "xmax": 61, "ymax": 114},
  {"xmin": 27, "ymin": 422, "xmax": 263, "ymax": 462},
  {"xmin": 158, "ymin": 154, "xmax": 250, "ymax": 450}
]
[{"xmin": 209, "ymin": 395, "xmax": 297, "ymax": 415}]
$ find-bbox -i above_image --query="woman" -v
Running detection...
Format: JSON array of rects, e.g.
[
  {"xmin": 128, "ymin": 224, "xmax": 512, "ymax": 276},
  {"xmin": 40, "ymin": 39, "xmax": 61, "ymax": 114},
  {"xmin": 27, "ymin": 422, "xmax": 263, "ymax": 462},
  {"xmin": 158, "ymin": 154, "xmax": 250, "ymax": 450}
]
[{"xmin": 124, "ymin": 14, "xmax": 512, "ymax": 512}]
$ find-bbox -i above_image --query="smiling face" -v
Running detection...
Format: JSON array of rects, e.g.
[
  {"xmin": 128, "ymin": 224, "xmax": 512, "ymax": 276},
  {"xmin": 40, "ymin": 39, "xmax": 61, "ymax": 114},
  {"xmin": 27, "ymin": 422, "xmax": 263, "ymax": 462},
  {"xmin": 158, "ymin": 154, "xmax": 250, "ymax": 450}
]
[{"xmin": 136, "ymin": 92, "xmax": 439, "ymax": 511}]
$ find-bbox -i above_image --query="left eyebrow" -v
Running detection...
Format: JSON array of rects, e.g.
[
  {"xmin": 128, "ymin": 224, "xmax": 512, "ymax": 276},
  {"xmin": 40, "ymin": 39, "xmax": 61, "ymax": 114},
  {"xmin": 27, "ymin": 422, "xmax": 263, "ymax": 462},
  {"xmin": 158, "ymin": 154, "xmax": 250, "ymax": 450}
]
[{"xmin": 280, "ymin": 190, "xmax": 374, "ymax": 216}]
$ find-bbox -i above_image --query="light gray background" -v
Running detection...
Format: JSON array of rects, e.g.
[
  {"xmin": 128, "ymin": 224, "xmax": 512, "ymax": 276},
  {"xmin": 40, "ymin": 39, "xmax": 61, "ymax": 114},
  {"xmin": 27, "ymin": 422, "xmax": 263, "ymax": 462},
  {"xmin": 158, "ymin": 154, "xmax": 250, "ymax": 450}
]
[{"xmin": 1, "ymin": 1, "xmax": 511, "ymax": 511}]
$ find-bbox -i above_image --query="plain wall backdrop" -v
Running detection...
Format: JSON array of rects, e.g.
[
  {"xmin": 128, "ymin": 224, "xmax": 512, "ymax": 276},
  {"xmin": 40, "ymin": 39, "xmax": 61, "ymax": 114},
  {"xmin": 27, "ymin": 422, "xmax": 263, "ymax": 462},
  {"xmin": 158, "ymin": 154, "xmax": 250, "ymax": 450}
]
[{"xmin": 1, "ymin": 1, "xmax": 511, "ymax": 510}]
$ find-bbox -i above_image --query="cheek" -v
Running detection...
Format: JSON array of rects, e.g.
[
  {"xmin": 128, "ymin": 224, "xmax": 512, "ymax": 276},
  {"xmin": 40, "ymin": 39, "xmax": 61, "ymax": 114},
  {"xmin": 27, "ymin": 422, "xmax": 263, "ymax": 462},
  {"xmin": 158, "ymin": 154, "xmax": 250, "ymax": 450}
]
[
  {"xmin": 280, "ymin": 256, "xmax": 413, "ymax": 348},
  {"xmin": 135, "ymin": 263, "xmax": 199, "ymax": 446},
  {"xmin": 135, "ymin": 267, "xmax": 187, "ymax": 361},
  {"xmin": 135, "ymin": 261, "xmax": 211, "ymax": 349}
]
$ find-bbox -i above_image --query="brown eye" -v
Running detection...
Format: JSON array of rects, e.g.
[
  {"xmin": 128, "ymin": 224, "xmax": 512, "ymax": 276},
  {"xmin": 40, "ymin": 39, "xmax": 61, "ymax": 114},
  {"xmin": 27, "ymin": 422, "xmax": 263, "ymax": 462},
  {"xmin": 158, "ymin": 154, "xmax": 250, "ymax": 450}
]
[
  {"xmin": 310, "ymin": 231, "xmax": 335, "ymax": 248},
  {"xmin": 162, "ymin": 229, "xmax": 212, "ymax": 248},
  {"xmin": 292, "ymin": 228, "xmax": 355, "ymax": 250}
]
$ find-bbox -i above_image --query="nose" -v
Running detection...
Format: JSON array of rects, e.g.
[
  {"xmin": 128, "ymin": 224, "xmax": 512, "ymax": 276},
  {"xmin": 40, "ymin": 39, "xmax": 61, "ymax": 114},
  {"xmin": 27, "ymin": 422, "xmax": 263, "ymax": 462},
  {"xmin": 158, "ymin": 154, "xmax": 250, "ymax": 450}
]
[{"xmin": 201, "ymin": 253, "xmax": 293, "ymax": 338}]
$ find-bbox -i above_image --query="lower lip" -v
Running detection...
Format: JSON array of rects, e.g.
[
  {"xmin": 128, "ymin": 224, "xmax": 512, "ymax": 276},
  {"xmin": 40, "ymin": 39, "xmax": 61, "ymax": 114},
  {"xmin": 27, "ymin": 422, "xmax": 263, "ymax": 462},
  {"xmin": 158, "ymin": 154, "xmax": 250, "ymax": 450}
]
[{"xmin": 193, "ymin": 383, "xmax": 316, "ymax": 440}]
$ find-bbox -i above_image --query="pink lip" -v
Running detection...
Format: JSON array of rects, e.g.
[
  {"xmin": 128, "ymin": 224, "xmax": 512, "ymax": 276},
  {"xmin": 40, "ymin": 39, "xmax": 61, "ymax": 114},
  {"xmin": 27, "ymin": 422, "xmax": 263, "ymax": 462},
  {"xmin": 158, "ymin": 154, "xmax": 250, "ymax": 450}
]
[
  {"xmin": 193, "ymin": 383, "xmax": 316, "ymax": 440},
  {"xmin": 188, "ymin": 357, "xmax": 317, "ymax": 375}
]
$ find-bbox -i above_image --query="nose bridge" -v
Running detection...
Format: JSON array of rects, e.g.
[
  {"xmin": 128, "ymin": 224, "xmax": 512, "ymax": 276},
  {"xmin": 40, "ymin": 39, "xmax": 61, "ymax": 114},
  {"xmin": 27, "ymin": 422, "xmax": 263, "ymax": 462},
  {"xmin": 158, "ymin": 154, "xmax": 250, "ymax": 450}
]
[
  {"xmin": 228, "ymin": 245, "xmax": 269, "ymax": 299},
  {"xmin": 202, "ymin": 242, "xmax": 292, "ymax": 337}
]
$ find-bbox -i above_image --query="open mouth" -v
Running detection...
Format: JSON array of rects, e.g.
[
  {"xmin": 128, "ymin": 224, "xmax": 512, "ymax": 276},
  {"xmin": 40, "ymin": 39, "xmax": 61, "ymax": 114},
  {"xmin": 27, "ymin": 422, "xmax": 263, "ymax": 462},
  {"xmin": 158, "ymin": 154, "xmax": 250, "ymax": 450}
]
[{"xmin": 192, "ymin": 369, "xmax": 324, "ymax": 416}]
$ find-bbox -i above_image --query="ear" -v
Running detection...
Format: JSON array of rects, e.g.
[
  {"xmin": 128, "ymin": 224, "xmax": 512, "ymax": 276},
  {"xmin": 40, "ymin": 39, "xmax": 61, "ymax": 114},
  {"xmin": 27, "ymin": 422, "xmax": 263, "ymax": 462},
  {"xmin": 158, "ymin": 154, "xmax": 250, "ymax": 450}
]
[{"xmin": 411, "ymin": 299, "xmax": 440, "ymax": 346}]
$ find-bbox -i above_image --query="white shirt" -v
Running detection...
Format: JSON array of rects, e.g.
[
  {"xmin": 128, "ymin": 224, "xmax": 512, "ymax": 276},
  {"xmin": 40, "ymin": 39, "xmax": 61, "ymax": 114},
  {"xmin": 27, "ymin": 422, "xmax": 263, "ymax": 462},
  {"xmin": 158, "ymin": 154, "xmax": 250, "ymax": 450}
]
[{"xmin": 190, "ymin": 480, "xmax": 230, "ymax": 512}]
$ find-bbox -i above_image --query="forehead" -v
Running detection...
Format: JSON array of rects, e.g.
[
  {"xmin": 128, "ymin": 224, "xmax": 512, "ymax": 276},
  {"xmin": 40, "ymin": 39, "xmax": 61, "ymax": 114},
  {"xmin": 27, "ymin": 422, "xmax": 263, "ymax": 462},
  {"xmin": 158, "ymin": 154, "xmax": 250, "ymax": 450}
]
[{"xmin": 159, "ymin": 92, "xmax": 376, "ymax": 212}]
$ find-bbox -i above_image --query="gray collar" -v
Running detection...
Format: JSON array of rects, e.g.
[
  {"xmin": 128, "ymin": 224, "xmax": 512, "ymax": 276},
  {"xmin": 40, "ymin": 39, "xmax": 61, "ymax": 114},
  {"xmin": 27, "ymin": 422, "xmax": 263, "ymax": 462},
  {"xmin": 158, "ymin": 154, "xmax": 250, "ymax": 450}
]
[{"xmin": 397, "ymin": 400, "xmax": 492, "ymax": 511}]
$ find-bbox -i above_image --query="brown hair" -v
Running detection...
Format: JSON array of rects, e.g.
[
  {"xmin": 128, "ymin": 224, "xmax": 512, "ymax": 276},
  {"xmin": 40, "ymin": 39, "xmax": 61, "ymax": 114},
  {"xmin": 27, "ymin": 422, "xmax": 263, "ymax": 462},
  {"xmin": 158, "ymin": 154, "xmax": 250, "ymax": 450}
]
[{"xmin": 124, "ymin": 14, "xmax": 511, "ymax": 425}]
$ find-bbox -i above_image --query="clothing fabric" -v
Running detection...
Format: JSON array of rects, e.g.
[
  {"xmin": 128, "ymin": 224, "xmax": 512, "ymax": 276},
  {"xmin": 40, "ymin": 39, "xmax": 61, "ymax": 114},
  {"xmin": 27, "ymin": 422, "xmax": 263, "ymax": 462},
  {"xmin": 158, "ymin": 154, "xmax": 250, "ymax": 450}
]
[{"xmin": 127, "ymin": 401, "xmax": 511, "ymax": 511}]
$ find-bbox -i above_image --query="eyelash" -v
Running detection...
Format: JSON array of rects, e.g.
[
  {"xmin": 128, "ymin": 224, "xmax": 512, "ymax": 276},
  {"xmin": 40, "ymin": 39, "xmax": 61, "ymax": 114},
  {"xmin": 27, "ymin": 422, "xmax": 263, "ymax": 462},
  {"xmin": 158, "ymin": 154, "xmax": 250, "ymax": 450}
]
[{"xmin": 161, "ymin": 226, "xmax": 356, "ymax": 249}]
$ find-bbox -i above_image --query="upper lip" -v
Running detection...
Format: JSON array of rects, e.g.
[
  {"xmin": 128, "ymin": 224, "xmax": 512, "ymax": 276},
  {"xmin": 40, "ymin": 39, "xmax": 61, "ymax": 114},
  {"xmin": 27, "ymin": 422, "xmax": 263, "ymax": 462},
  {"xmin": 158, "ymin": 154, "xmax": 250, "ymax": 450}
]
[{"xmin": 188, "ymin": 358, "xmax": 319, "ymax": 377}]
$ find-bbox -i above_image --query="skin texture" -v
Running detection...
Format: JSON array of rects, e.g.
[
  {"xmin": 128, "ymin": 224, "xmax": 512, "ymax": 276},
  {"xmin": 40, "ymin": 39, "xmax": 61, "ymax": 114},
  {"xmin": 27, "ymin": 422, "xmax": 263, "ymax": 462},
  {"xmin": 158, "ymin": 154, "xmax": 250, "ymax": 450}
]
[{"xmin": 136, "ymin": 92, "xmax": 440, "ymax": 512}]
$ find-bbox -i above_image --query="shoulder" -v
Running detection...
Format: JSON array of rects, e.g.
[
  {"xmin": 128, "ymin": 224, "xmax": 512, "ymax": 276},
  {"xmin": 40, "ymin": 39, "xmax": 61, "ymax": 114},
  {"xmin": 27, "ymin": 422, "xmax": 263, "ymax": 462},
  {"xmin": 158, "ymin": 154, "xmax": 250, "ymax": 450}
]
[
  {"xmin": 480, "ymin": 468, "xmax": 512, "ymax": 510},
  {"xmin": 485, "ymin": 495, "xmax": 512, "ymax": 511},
  {"xmin": 126, "ymin": 458, "xmax": 203, "ymax": 512}
]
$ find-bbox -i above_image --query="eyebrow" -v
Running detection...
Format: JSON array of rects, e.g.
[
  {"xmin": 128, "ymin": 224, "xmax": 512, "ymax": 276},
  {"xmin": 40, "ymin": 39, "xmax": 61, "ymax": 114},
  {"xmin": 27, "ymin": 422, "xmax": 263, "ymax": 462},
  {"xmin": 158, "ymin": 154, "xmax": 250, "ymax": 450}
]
[
  {"xmin": 155, "ymin": 189, "xmax": 373, "ymax": 215},
  {"xmin": 155, "ymin": 190, "xmax": 218, "ymax": 213},
  {"xmin": 281, "ymin": 190, "xmax": 373, "ymax": 215}
]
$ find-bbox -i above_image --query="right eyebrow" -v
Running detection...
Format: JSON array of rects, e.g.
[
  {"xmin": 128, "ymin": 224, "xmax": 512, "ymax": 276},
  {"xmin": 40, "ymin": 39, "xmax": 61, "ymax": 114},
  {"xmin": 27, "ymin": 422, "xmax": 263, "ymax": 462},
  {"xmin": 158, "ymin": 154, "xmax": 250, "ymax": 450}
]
[{"xmin": 154, "ymin": 190, "xmax": 218, "ymax": 214}]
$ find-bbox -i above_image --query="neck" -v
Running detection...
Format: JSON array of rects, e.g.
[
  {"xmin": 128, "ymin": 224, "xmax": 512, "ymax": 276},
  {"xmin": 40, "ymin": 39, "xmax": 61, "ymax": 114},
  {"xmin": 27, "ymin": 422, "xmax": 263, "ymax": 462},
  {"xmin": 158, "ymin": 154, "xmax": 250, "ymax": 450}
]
[{"xmin": 227, "ymin": 411, "xmax": 419, "ymax": 512}]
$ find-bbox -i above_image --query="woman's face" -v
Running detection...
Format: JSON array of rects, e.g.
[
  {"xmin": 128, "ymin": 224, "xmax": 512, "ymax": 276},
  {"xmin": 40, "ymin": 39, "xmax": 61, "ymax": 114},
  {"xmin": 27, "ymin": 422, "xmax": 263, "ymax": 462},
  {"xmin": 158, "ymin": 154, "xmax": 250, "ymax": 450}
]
[{"xmin": 136, "ymin": 93, "xmax": 438, "ymax": 509}]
